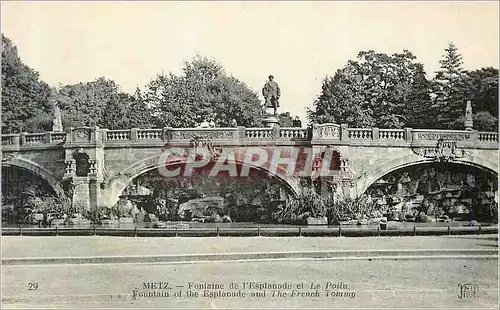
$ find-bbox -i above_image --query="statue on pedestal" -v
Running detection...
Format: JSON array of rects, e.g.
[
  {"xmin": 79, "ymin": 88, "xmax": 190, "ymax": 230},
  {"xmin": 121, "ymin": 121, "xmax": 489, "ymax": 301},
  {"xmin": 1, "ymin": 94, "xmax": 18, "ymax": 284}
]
[
  {"xmin": 262, "ymin": 75, "xmax": 280, "ymax": 115},
  {"xmin": 51, "ymin": 89, "xmax": 63, "ymax": 132},
  {"xmin": 464, "ymin": 100, "xmax": 473, "ymax": 131},
  {"xmin": 53, "ymin": 105, "xmax": 63, "ymax": 132}
]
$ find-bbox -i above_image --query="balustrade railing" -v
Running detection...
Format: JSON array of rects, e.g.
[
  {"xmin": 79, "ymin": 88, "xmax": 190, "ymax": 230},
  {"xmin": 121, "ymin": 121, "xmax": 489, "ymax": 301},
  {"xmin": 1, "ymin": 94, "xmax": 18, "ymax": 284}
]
[
  {"xmin": 106, "ymin": 130, "xmax": 131, "ymax": 141},
  {"xmin": 2, "ymin": 134, "xmax": 18, "ymax": 145},
  {"xmin": 279, "ymin": 128, "xmax": 308, "ymax": 140},
  {"xmin": 25, "ymin": 133, "xmax": 46, "ymax": 144},
  {"xmin": 347, "ymin": 128, "xmax": 373, "ymax": 140},
  {"xmin": 51, "ymin": 132, "xmax": 66, "ymax": 142},
  {"xmin": 245, "ymin": 128, "xmax": 273, "ymax": 139},
  {"xmin": 1, "ymin": 125, "xmax": 497, "ymax": 148},
  {"xmin": 379, "ymin": 129, "xmax": 405, "ymax": 141},
  {"xmin": 478, "ymin": 132, "xmax": 498, "ymax": 142},
  {"xmin": 137, "ymin": 129, "xmax": 162, "ymax": 140}
]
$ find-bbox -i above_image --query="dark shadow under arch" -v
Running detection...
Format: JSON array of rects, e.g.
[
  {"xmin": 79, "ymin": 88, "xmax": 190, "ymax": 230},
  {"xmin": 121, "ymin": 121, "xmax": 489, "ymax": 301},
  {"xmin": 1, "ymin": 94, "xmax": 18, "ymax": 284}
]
[{"xmin": 1, "ymin": 158, "xmax": 63, "ymax": 197}]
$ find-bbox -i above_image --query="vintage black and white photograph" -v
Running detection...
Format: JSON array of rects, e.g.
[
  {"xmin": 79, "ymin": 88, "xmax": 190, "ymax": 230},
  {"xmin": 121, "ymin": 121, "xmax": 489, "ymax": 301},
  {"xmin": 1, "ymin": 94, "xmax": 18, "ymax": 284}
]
[{"xmin": 1, "ymin": 1, "xmax": 498, "ymax": 309}]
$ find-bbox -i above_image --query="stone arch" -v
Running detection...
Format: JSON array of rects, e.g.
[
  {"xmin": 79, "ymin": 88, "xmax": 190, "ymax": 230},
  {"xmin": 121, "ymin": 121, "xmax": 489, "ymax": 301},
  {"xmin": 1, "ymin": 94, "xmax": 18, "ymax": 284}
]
[
  {"xmin": 102, "ymin": 155, "xmax": 302, "ymax": 207},
  {"xmin": 356, "ymin": 154, "xmax": 498, "ymax": 196},
  {"xmin": 2, "ymin": 157, "xmax": 64, "ymax": 197}
]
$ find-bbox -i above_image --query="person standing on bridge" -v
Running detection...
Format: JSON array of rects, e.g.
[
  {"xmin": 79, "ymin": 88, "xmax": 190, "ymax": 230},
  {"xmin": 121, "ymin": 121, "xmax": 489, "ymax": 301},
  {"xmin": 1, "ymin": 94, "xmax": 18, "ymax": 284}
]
[{"xmin": 292, "ymin": 116, "xmax": 302, "ymax": 128}]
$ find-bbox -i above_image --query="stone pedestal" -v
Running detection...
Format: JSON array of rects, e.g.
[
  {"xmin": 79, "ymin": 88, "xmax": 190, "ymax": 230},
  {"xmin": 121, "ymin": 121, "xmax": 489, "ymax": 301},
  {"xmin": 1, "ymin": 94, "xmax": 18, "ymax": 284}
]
[
  {"xmin": 263, "ymin": 115, "xmax": 279, "ymax": 128},
  {"xmin": 465, "ymin": 120, "xmax": 473, "ymax": 131},
  {"xmin": 52, "ymin": 106, "xmax": 63, "ymax": 132},
  {"xmin": 464, "ymin": 100, "xmax": 473, "ymax": 131}
]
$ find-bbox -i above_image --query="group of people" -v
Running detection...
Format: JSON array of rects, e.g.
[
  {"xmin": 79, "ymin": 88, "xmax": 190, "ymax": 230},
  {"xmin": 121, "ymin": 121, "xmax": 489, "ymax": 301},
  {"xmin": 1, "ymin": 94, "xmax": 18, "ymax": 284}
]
[
  {"xmin": 198, "ymin": 119, "xmax": 216, "ymax": 128},
  {"xmin": 197, "ymin": 118, "xmax": 238, "ymax": 128}
]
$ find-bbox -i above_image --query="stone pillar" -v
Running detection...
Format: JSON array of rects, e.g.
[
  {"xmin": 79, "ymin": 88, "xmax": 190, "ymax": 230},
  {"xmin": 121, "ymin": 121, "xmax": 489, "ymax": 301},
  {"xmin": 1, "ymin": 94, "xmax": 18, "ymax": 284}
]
[
  {"xmin": 470, "ymin": 130, "xmax": 479, "ymax": 143},
  {"xmin": 272, "ymin": 124, "xmax": 280, "ymax": 139},
  {"xmin": 405, "ymin": 128, "xmax": 413, "ymax": 143},
  {"xmin": 66, "ymin": 128, "xmax": 73, "ymax": 143},
  {"xmin": 237, "ymin": 126, "xmax": 246, "ymax": 141},
  {"xmin": 45, "ymin": 132, "xmax": 52, "ymax": 144},
  {"xmin": 372, "ymin": 128, "xmax": 379, "ymax": 140},
  {"xmin": 131, "ymin": 128, "xmax": 138, "ymax": 141},
  {"xmin": 340, "ymin": 124, "xmax": 349, "ymax": 141},
  {"xmin": 20, "ymin": 132, "xmax": 26, "ymax": 145},
  {"xmin": 465, "ymin": 100, "xmax": 473, "ymax": 131},
  {"xmin": 72, "ymin": 178, "xmax": 90, "ymax": 210},
  {"xmin": 162, "ymin": 127, "xmax": 172, "ymax": 142},
  {"xmin": 88, "ymin": 179, "xmax": 100, "ymax": 213}
]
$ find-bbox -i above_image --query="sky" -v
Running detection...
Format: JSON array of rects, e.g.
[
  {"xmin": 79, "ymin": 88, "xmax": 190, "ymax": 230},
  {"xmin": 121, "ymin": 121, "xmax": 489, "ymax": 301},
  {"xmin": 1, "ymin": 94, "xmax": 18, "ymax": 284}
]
[{"xmin": 1, "ymin": 1, "xmax": 499, "ymax": 123}]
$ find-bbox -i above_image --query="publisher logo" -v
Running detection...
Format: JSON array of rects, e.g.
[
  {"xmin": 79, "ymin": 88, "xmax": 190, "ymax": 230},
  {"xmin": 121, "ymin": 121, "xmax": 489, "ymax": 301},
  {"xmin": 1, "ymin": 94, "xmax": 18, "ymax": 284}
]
[{"xmin": 457, "ymin": 283, "xmax": 479, "ymax": 299}]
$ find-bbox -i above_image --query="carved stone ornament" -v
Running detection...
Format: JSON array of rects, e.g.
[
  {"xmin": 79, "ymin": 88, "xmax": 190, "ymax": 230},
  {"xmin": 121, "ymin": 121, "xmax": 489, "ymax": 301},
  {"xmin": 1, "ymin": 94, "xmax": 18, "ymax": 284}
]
[
  {"xmin": 412, "ymin": 139, "xmax": 467, "ymax": 162},
  {"xmin": 72, "ymin": 129, "xmax": 91, "ymax": 142},
  {"xmin": 313, "ymin": 123, "xmax": 340, "ymax": 139},
  {"xmin": 1, "ymin": 153, "xmax": 17, "ymax": 162},
  {"xmin": 319, "ymin": 126, "xmax": 340, "ymax": 139},
  {"xmin": 326, "ymin": 178, "xmax": 355, "ymax": 188},
  {"xmin": 171, "ymin": 130, "xmax": 236, "ymax": 140},
  {"xmin": 417, "ymin": 131, "xmax": 471, "ymax": 141},
  {"xmin": 188, "ymin": 138, "xmax": 224, "ymax": 161},
  {"xmin": 64, "ymin": 159, "xmax": 76, "ymax": 175},
  {"xmin": 88, "ymin": 159, "xmax": 98, "ymax": 174}
]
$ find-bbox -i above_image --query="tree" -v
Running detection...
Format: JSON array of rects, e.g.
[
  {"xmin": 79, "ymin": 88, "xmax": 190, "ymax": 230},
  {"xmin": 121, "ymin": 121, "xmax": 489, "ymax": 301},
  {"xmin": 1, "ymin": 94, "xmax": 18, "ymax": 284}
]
[
  {"xmin": 308, "ymin": 61, "xmax": 373, "ymax": 127},
  {"xmin": 430, "ymin": 42, "xmax": 470, "ymax": 129},
  {"xmin": 1, "ymin": 34, "xmax": 53, "ymax": 133},
  {"xmin": 309, "ymin": 50, "xmax": 427, "ymax": 128},
  {"xmin": 358, "ymin": 50, "xmax": 419, "ymax": 128},
  {"xmin": 405, "ymin": 63, "xmax": 434, "ymax": 128},
  {"xmin": 102, "ymin": 88, "xmax": 153, "ymax": 129},
  {"xmin": 472, "ymin": 111, "xmax": 497, "ymax": 132},
  {"xmin": 129, "ymin": 88, "xmax": 154, "ymax": 128},
  {"xmin": 57, "ymin": 78, "xmax": 154, "ymax": 129},
  {"xmin": 278, "ymin": 112, "xmax": 294, "ymax": 127},
  {"xmin": 144, "ymin": 56, "xmax": 263, "ymax": 128},
  {"xmin": 57, "ymin": 78, "xmax": 117, "ymax": 128}
]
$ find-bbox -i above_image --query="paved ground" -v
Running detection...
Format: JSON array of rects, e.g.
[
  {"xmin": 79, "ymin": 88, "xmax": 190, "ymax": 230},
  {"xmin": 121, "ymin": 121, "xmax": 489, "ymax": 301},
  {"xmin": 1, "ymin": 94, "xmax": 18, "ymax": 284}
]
[
  {"xmin": 1, "ymin": 235, "xmax": 498, "ymax": 308},
  {"xmin": 2, "ymin": 258, "xmax": 498, "ymax": 308},
  {"xmin": 2, "ymin": 234, "xmax": 498, "ymax": 258}
]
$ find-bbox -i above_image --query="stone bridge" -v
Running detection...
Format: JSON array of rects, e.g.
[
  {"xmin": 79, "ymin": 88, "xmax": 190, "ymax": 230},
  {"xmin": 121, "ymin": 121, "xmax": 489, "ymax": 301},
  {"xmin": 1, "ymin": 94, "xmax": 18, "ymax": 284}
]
[{"xmin": 1, "ymin": 124, "xmax": 498, "ymax": 210}]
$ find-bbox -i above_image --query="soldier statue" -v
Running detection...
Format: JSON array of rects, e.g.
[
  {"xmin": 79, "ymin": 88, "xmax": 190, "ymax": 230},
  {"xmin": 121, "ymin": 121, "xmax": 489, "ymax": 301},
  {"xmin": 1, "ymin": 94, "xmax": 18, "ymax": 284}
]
[{"xmin": 262, "ymin": 75, "xmax": 280, "ymax": 115}]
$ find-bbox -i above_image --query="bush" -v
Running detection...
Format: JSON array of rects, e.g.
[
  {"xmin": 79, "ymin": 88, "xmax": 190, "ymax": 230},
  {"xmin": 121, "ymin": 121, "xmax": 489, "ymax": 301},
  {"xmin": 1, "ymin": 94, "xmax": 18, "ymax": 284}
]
[
  {"xmin": 326, "ymin": 195, "xmax": 377, "ymax": 224},
  {"xmin": 273, "ymin": 187, "xmax": 326, "ymax": 224},
  {"xmin": 416, "ymin": 212, "xmax": 428, "ymax": 222}
]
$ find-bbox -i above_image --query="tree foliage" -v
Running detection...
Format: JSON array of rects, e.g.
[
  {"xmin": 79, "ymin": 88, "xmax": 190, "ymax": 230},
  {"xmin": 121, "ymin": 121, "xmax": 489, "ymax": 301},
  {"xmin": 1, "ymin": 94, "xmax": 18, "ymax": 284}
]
[
  {"xmin": 464, "ymin": 67, "xmax": 498, "ymax": 131},
  {"xmin": 144, "ymin": 56, "xmax": 263, "ymax": 128},
  {"xmin": 57, "ymin": 78, "xmax": 153, "ymax": 129},
  {"xmin": 309, "ymin": 50, "xmax": 429, "ymax": 128},
  {"xmin": 430, "ymin": 42, "xmax": 471, "ymax": 129},
  {"xmin": 278, "ymin": 112, "xmax": 294, "ymax": 127},
  {"xmin": 1, "ymin": 34, "xmax": 53, "ymax": 133},
  {"xmin": 405, "ymin": 63, "xmax": 433, "ymax": 128},
  {"xmin": 2, "ymin": 34, "xmax": 497, "ymax": 134},
  {"xmin": 309, "ymin": 44, "xmax": 498, "ymax": 131}
]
